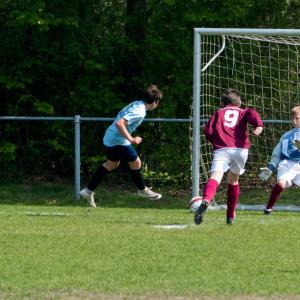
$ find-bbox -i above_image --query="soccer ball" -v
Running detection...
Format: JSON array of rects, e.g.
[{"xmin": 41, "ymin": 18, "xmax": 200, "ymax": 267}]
[{"xmin": 189, "ymin": 196, "xmax": 203, "ymax": 212}]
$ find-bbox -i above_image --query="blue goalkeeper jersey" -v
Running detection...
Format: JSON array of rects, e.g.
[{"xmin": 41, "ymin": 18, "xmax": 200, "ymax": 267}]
[
  {"xmin": 103, "ymin": 100, "xmax": 146, "ymax": 146},
  {"xmin": 268, "ymin": 127, "xmax": 300, "ymax": 171}
]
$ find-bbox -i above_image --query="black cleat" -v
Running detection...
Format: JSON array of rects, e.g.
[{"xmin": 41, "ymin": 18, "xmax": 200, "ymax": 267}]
[
  {"xmin": 194, "ymin": 200, "xmax": 209, "ymax": 225},
  {"xmin": 264, "ymin": 208, "xmax": 272, "ymax": 215},
  {"xmin": 226, "ymin": 211, "xmax": 236, "ymax": 225},
  {"xmin": 226, "ymin": 217, "xmax": 235, "ymax": 225}
]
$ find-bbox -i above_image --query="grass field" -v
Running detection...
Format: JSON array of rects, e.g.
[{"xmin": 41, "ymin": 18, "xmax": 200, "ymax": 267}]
[{"xmin": 0, "ymin": 182, "xmax": 299, "ymax": 300}]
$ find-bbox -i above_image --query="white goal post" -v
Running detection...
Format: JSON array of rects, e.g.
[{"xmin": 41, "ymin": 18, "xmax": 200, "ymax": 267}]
[{"xmin": 192, "ymin": 28, "xmax": 300, "ymax": 211}]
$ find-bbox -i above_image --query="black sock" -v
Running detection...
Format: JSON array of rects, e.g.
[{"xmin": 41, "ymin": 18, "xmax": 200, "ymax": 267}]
[
  {"xmin": 87, "ymin": 165, "xmax": 110, "ymax": 191},
  {"xmin": 129, "ymin": 169, "xmax": 146, "ymax": 190}
]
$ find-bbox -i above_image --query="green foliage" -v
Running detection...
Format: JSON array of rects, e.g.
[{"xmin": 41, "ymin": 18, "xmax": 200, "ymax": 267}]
[
  {"xmin": 0, "ymin": 142, "xmax": 16, "ymax": 162},
  {"xmin": 1, "ymin": 0, "xmax": 300, "ymax": 183}
]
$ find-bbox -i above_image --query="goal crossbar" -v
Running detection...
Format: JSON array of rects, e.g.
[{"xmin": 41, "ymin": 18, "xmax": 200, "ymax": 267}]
[{"xmin": 194, "ymin": 28, "xmax": 300, "ymax": 36}]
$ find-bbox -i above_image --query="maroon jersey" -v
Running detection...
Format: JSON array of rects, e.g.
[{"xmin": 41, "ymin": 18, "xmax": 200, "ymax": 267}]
[{"xmin": 204, "ymin": 105, "xmax": 263, "ymax": 150}]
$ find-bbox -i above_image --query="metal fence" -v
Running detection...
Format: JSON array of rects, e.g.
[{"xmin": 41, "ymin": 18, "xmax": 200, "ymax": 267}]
[{"xmin": 0, "ymin": 116, "xmax": 190, "ymax": 200}]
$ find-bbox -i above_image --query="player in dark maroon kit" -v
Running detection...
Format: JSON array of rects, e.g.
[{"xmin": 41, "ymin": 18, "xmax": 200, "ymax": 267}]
[{"xmin": 194, "ymin": 89, "xmax": 264, "ymax": 225}]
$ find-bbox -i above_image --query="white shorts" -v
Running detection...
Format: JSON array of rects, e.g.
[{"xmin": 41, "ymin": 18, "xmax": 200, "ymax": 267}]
[
  {"xmin": 211, "ymin": 148, "xmax": 249, "ymax": 175},
  {"xmin": 277, "ymin": 159, "xmax": 300, "ymax": 188}
]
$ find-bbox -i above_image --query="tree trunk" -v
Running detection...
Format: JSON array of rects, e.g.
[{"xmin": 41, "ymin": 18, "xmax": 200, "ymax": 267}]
[{"xmin": 124, "ymin": 0, "xmax": 146, "ymax": 100}]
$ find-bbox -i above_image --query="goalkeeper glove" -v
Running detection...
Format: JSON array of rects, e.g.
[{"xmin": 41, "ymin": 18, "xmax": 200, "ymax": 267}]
[{"xmin": 259, "ymin": 167, "xmax": 272, "ymax": 181}]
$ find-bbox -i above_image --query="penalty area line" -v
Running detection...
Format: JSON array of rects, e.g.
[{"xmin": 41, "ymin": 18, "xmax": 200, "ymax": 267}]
[
  {"xmin": 26, "ymin": 211, "xmax": 70, "ymax": 217},
  {"xmin": 152, "ymin": 224, "xmax": 188, "ymax": 229}
]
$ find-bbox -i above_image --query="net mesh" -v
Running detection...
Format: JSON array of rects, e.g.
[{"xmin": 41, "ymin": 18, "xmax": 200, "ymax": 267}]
[{"xmin": 192, "ymin": 34, "xmax": 300, "ymax": 206}]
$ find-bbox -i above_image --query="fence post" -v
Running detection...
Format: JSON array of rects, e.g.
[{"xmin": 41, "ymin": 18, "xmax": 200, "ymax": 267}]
[{"xmin": 74, "ymin": 115, "xmax": 81, "ymax": 200}]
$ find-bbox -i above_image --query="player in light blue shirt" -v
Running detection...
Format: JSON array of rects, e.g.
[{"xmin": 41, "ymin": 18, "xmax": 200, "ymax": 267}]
[
  {"xmin": 103, "ymin": 100, "xmax": 146, "ymax": 146},
  {"xmin": 259, "ymin": 106, "xmax": 300, "ymax": 214},
  {"xmin": 80, "ymin": 85, "xmax": 163, "ymax": 207}
]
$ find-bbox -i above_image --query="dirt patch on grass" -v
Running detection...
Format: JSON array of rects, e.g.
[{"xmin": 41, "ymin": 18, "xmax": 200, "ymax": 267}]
[{"xmin": 1, "ymin": 290, "xmax": 299, "ymax": 300}]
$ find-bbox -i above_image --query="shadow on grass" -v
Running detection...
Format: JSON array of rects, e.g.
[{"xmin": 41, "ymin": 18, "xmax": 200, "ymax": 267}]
[
  {"xmin": 0, "ymin": 182, "xmax": 76, "ymax": 207},
  {"xmin": 0, "ymin": 182, "xmax": 190, "ymax": 210},
  {"xmin": 2, "ymin": 182, "xmax": 299, "ymax": 210}
]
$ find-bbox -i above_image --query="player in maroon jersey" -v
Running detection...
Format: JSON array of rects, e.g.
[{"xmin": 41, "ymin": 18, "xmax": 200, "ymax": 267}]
[{"xmin": 194, "ymin": 89, "xmax": 264, "ymax": 225}]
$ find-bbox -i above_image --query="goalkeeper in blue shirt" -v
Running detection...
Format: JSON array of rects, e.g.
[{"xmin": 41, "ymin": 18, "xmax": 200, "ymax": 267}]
[
  {"xmin": 80, "ymin": 85, "xmax": 163, "ymax": 208},
  {"xmin": 259, "ymin": 106, "xmax": 300, "ymax": 214}
]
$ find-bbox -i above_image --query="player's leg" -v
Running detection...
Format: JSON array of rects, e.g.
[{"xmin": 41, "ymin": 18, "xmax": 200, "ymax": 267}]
[
  {"xmin": 264, "ymin": 179, "xmax": 285, "ymax": 214},
  {"xmin": 80, "ymin": 145, "xmax": 121, "ymax": 207},
  {"xmin": 194, "ymin": 171, "xmax": 223, "ymax": 225},
  {"xmin": 125, "ymin": 146, "xmax": 161, "ymax": 200},
  {"xmin": 194, "ymin": 149, "xmax": 228, "ymax": 225},
  {"xmin": 226, "ymin": 148, "xmax": 248, "ymax": 224},
  {"xmin": 202, "ymin": 148, "xmax": 231, "ymax": 204},
  {"xmin": 88, "ymin": 160, "xmax": 119, "ymax": 190},
  {"xmin": 80, "ymin": 160, "xmax": 119, "ymax": 208},
  {"xmin": 127, "ymin": 157, "xmax": 144, "ymax": 188},
  {"xmin": 264, "ymin": 159, "xmax": 293, "ymax": 214},
  {"xmin": 202, "ymin": 171, "xmax": 223, "ymax": 203},
  {"xmin": 226, "ymin": 171, "xmax": 240, "ymax": 224}
]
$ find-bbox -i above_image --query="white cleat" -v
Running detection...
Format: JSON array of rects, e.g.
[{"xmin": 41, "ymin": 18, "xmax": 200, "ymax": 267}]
[
  {"xmin": 80, "ymin": 188, "xmax": 96, "ymax": 208},
  {"xmin": 137, "ymin": 187, "xmax": 162, "ymax": 200}
]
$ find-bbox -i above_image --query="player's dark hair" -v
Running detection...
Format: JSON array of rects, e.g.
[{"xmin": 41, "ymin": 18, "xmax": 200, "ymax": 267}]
[
  {"xmin": 143, "ymin": 85, "xmax": 163, "ymax": 104},
  {"xmin": 221, "ymin": 89, "xmax": 242, "ymax": 107}
]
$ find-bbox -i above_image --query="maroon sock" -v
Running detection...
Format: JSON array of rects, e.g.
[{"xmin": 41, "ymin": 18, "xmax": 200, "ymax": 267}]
[
  {"xmin": 266, "ymin": 183, "xmax": 284, "ymax": 209},
  {"xmin": 227, "ymin": 184, "xmax": 240, "ymax": 219},
  {"xmin": 203, "ymin": 179, "xmax": 219, "ymax": 203}
]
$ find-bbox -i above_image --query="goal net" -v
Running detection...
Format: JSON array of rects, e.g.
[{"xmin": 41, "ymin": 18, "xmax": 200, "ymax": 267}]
[{"xmin": 192, "ymin": 28, "xmax": 300, "ymax": 211}]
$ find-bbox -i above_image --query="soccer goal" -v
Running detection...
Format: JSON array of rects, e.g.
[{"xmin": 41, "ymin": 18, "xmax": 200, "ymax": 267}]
[{"xmin": 192, "ymin": 28, "xmax": 300, "ymax": 211}]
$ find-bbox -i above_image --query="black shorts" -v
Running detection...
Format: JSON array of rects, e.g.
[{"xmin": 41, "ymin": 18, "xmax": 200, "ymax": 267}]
[{"xmin": 104, "ymin": 145, "xmax": 138, "ymax": 162}]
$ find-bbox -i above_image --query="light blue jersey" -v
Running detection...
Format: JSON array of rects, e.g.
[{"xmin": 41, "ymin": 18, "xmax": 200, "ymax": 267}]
[
  {"xmin": 268, "ymin": 128, "xmax": 300, "ymax": 171},
  {"xmin": 103, "ymin": 100, "xmax": 146, "ymax": 146}
]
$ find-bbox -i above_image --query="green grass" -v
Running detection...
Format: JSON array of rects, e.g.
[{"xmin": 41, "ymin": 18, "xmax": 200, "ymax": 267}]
[
  {"xmin": 0, "ymin": 183, "xmax": 299, "ymax": 299},
  {"xmin": 216, "ymin": 184, "xmax": 300, "ymax": 206}
]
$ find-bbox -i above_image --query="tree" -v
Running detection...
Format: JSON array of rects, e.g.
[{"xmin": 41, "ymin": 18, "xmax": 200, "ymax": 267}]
[{"xmin": 123, "ymin": 0, "xmax": 147, "ymax": 100}]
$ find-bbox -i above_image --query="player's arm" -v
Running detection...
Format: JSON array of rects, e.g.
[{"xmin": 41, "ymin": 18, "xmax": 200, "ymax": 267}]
[
  {"xmin": 259, "ymin": 139, "xmax": 281, "ymax": 181},
  {"xmin": 246, "ymin": 108, "xmax": 264, "ymax": 136},
  {"xmin": 253, "ymin": 126, "xmax": 263, "ymax": 136},
  {"xmin": 115, "ymin": 118, "xmax": 142, "ymax": 145},
  {"xmin": 203, "ymin": 115, "xmax": 215, "ymax": 142},
  {"xmin": 268, "ymin": 141, "xmax": 281, "ymax": 171}
]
